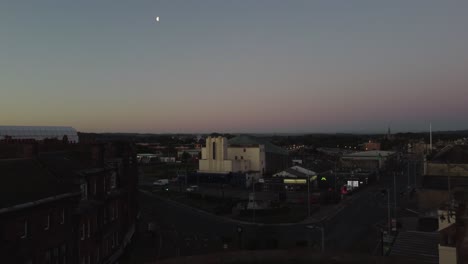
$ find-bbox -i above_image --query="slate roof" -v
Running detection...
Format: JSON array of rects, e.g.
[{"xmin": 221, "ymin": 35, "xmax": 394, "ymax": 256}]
[
  {"xmin": 0, "ymin": 158, "xmax": 78, "ymax": 209},
  {"xmin": 390, "ymin": 231, "xmax": 439, "ymax": 263},
  {"xmin": 431, "ymin": 145, "xmax": 468, "ymax": 164},
  {"xmin": 284, "ymin": 168, "xmax": 308, "ymax": 178},
  {"xmin": 37, "ymin": 151, "xmax": 95, "ymax": 179},
  {"xmin": 228, "ymin": 135, "xmax": 288, "ymax": 155}
]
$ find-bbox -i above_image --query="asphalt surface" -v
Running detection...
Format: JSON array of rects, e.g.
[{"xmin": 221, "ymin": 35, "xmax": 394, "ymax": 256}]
[{"xmin": 128, "ymin": 158, "xmax": 423, "ymax": 263}]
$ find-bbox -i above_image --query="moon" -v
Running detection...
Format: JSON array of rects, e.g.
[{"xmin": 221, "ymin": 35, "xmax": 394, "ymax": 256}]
[{"xmin": 156, "ymin": 16, "xmax": 160, "ymax": 22}]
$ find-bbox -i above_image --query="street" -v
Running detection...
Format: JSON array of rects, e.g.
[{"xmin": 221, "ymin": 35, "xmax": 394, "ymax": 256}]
[{"xmin": 126, "ymin": 158, "xmax": 423, "ymax": 262}]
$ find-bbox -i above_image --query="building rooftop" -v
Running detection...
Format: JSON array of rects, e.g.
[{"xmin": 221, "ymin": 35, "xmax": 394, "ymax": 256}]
[
  {"xmin": 343, "ymin": 150, "xmax": 395, "ymax": 158},
  {"xmin": 431, "ymin": 145, "xmax": 468, "ymax": 164},
  {"xmin": 0, "ymin": 125, "xmax": 79, "ymax": 143},
  {"xmin": 0, "ymin": 158, "xmax": 78, "ymax": 209},
  {"xmin": 37, "ymin": 151, "xmax": 95, "ymax": 179},
  {"xmin": 389, "ymin": 231, "xmax": 439, "ymax": 263},
  {"xmin": 228, "ymin": 135, "xmax": 288, "ymax": 155}
]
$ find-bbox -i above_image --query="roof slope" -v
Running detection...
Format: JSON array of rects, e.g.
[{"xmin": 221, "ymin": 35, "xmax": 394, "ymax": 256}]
[
  {"xmin": 0, "ymin": 158, "xmax": 77, "ymax": 209},
  {"xmin": 432, "ymin": 145, "xmax": 468, "ymax": 164},
  {"xmin": 390, "ymin": 231, "xmax": 439, "ymax": 263},
  {"xmin": 228, "ymin": 135, "xmax": 288, "ymax": 155}
]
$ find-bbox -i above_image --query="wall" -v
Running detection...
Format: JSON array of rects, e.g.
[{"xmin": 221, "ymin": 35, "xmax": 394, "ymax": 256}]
[
  {"xmin": 227, "ymin": 146, "xmax": 265, "ymax": 173},
  {"xmin": 439, "ymin": 244, "xmax": 457, "ymax": 264},
  {"xmin": 0, "ymin": 196, "xmax": 79, "ymax": 263},
  {"xmin": 364, "ymin": 142, "xmax": 381, "ymax": 151},
  {"xmin": 418, "ymin": 189, "xmax": 449, "ymax": 211},
  {"xmin": 199, "ymin": 137, "xmax": 229, "ymax": 173}
]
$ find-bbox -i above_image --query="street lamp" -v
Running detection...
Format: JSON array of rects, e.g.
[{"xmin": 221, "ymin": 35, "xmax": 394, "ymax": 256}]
[{"xmin": 306, "ymin": 225, "xmax": 325, "ymax": 252}]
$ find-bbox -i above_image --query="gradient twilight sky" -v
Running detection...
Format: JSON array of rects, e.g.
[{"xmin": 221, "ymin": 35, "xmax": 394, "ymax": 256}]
[{"xmin": 1, "ymin": 0, "xmax": 468, "ymax": 133}]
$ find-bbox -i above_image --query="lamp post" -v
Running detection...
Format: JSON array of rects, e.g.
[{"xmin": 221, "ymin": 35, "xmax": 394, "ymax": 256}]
[
  {"xmin": 307, "ymin": 176, "xmax": 311, "ymax": 217},
  {"xmin": 252, "ymin": 179, "xmax": 256, "ymax": 223},
  {"xmin": 306, "ymin": 225, "xmax": 325, "ymax": 252},
  {"xmin": 393, "ymin": 173, "xmax": 397, "ymax": 222}
]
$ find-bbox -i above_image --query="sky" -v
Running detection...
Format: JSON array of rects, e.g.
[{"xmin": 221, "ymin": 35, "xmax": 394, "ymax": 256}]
[{"xmin": 1, "ymin": 0, "xmax": 468, "ymax": 134}]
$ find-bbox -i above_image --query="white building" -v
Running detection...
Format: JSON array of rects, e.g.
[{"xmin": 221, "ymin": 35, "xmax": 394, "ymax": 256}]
[{"xmin": 199, "ymin": 136, "xmax": 266, "ymax": 174}]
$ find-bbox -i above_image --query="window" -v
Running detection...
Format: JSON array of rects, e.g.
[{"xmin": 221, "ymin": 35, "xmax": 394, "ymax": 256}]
[
  {"xmin": 60, "ymin": 244, "xmax": 66, "ymax": 264},
  {"xmin": 60, "ymin": 209, "xmax": 65, "ymax": 224},
  {"xmin": 104, "ymin": 209, "xmax": 108, "ymax": 224},
  {"xmin": 115, "ymin": 202, "xmax": 119, "ymax": 219},
  {"xmin": 111, "ymin": 233, "xmax": 115, "ymax": 249},
  {"xmin": 212, "ymin": 142, "xmax": 216, "ymax": 160},
  {"xmin": 93, "ymin": 179, "xmax": 97, "ymax": 195},
  {"xmin": 243, "ymin": 148, "xmax": 246, "ymax": 152},
  {"xmin": 53, "ymin": 247, "xmax": 59, "ymax": 262},
  {"xmin": 110, "ymin": 204, "xmax": 115, "ymax": 221},
  {"xmin": 103, "ymin": 177, "xmax": 106, "ymax": 193},
  {"xmin": 87, "ymin": 218, "xmax": 90, "ymax": 238},
  {"xmin": 44, "ymin": 214, "xmax": 50, "ymax": 230},
  {"xmin": 45, "ymin": 250, "xmax": 52, "ymax": 263},
  {"xmin": 96, "ymin": 247, "xmax": 100, "ymax": 262},
  {"xmin": 80, "ymin": 223, "xmax": 85, "ymax": 240},
  {"xmin": 80, "ymin": 183, "xmax": 88, "ymax": 200},
  {"xmin": 116, "ymin": 232, "xmax": 120, "ymax": 246},
  {"xmin": 110, "ymin": 172, "xmax": 117, "ymax": 189},
  {"xmin": 241, "ymin": 156, "xmax": 243, "ymax": 160},
  {"xmin": 20, "ymin": 220, "xmax": 28, "ymax": 239},
  {"xmin": 235, "ymin": 156, "xmax": 237, "ymax": 160}
]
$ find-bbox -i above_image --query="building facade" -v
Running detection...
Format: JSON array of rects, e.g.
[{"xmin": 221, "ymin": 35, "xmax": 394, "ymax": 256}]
[
  {"xmin": 199, "ymin": 135, "xmax": 288, "ymax": 176},
  {"xmin": 0, "ymin": 139, "xmax": 138, "ymax": 264}
]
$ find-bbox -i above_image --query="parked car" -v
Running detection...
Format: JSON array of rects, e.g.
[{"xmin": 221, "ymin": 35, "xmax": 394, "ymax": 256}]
[
  {"xmin": 186, "ymin": 185, "xmax": 199, "ymax": 192},
  {"xmin": 153, "ymin": 179, "xmax": 169, "ymax": 186}
]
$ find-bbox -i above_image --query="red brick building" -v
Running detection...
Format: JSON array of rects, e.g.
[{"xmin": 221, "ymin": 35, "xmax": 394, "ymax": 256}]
[{"xmin": 0, "ymin": 140, "xmax": 138, "ymax": 264}]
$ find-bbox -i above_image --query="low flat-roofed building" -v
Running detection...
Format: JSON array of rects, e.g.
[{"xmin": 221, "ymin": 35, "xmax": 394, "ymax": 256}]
[{"xmin": 340, "ymin": 150, "xmax": 395, "ymax": 170}]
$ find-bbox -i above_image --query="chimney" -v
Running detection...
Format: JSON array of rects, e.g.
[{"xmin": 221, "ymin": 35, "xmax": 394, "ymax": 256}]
[
  {"xmin": 22, "ymin": 142, "xmax": 39, "ymax": 158},
  {"xmin": 91, "ymin": 144, "xmax": 105, "ymax": 166}
]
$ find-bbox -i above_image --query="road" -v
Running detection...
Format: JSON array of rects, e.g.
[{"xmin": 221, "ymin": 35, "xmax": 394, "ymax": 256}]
[{"xmin": 127, "ymin": 157, "xmax": 423, "ymax": 262}]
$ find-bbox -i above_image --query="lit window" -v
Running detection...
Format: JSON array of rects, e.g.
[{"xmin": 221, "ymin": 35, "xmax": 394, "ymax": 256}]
[
  {"xmin": 20, "ymin": 220, "xmax": 28, "ymax": 239},
  {"xmin": 44, "ymin": 214, "xmax": 50, "ymax": 230}
]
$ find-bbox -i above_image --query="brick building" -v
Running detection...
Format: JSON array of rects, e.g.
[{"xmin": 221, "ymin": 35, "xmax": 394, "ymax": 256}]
[{"xmin": 0, "ymin": 139, "xmax": 138, "ymax": 264}]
